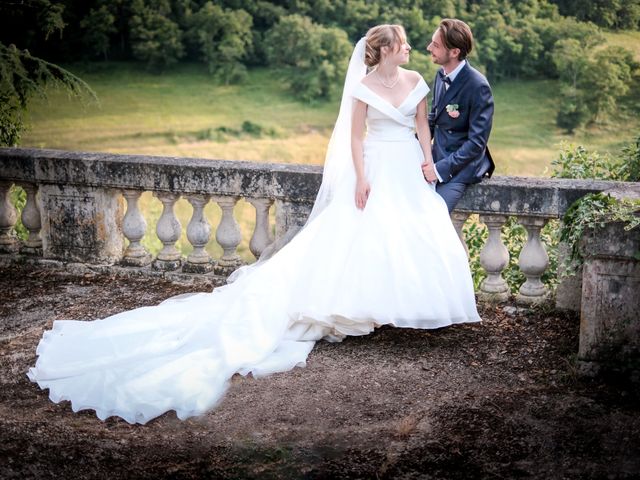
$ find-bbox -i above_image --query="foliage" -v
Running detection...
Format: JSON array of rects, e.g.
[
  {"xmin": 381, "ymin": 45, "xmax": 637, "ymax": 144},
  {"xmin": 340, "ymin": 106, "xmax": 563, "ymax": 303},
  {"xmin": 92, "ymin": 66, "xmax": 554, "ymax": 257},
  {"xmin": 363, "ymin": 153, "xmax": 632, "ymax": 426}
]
[
  {"xmin": 551, "ymin": 0, "xmax": 640, "ymax": 29},
  {"xmin": 551, "ymin": 143, "xmax": 625, "ymax": 180},
  {"xmin": 185, "ymin": 2, "xmax": 252, "ymax": 83},
  {"xmin": 560, "ymin": 193, "xmax": 640, "ymax": 274},
  {"xmin": 130, "ymin": 0, "xmax": 184, "ymax": 70},
  {"xmin": 553, "ymin": 39, "xmax": 638, "ymax": 131},
  {"xmin": 463, "ymin": 217, "xmax": 488, "ymax": 290},
  {"xmin": 0, "ymin": 43, "xmax": 96, "ymax": 147},
  {"xmin": 264, "ymin": 15, "xmax": 352, "ymax": 101},
  {"xmin": 620, "ymin": 135, "xmax": 640, "ymax": 182},
  {"xmin": 406, "ymin": 51, "xmax": 439, "ymax": 83},
  {"xmin": 4, "ymin": 0, "xmax": 631, "ymax": 87},
  {"xmin": 553, "ymin": 139, "xmax": 640, "ymax": 275},
  {"xmin": 80, "ymin": 5, "xmax": 117, "ymax": 60},
  {"xmin": 9, "ymin": 185, "xmax": 27, "ymax": 241}
]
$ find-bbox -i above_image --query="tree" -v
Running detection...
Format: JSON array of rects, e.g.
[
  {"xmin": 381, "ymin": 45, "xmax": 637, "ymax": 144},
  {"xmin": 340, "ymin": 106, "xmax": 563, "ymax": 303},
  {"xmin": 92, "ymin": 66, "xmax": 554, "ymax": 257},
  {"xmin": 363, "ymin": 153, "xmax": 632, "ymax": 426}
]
[
  {"xmin": 80, "ymin": 5, "xmax": 117, "ymax": 60},
  {"xmin": 185, "ymin": 2, "xmax": 253, "ymax": 83},
  {"xmin": 553, "ymin": 39, "xmax": 638, "ymax": 131},
  {"xmin": 264, "ymin": 15, "xmax": 352, "ymax": 102},
  {"xmin": 0, "ymin": 2, "xmax": 95, "ymax": 146},
  {"xmin": 551, "ymin": 0, "xmax": 640, "ymax": 29},
  {"xmin": 130, "ymin": 0, "xmax": 184, "ymax": 70}
]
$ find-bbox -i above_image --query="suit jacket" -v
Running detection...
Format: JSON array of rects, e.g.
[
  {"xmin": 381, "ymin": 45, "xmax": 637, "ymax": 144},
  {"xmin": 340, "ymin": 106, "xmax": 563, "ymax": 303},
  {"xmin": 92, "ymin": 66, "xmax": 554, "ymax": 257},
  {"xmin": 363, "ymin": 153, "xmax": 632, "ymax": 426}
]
[{"xmin": 428, "ymin": 62, "xmax": 495, "ymax": 184}]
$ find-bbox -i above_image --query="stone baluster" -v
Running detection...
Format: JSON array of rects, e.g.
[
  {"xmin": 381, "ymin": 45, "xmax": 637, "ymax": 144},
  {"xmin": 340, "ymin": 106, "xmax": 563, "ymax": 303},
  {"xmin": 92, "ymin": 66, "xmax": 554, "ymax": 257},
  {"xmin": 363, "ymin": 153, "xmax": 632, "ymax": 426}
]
[
  {"xmin": 0, "ymin": 181, "xmax": 18, "ymax": 253},
  {"xmin": 451, "ymin": 211, "xmax": 470, "ymax": 257},
  {"xmin": 478, "ymin": 214, "xmax": 510, "ymax": 302},
  {"xmin": 152, "ymin": 192, "xmax": 182, "ymax": 270},
  {"xmin": 213, "ymin": 196, "xmax": 243, "ymax": 276},
  {"xmin": 516, "ymin": 216, "xmax": 549, "ymax": 304},
  {"xmin": 183, "ymin": 194, "xmax": 214, "ymax": 273},
  {"xmin": 248, "ymin": 197, "xmax": 274, "ymax": 259},
  {"xmin": 19, "ymin": 183, "xmax": 43, "ymax": 255},
  {"xmin": 121, "ymin": 190, "xmax": 151, "ymax": 266}
]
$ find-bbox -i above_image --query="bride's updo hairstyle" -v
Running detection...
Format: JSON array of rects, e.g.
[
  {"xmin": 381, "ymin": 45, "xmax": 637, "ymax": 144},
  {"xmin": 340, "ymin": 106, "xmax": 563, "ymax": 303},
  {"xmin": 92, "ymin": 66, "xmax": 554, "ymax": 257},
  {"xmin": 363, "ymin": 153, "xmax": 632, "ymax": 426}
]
[{"xmin": 365, "ymin": 24, "xmax": 407, "ymax": 67}]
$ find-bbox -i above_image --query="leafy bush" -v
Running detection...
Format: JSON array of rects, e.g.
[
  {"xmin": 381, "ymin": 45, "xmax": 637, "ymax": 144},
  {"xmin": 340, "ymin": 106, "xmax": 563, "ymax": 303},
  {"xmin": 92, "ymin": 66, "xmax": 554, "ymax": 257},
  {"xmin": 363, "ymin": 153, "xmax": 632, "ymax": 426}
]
[
  {"xmin": 561, "ymin": 193, "xmax": 640, "ymax": 274},
  {"xmin": 553, "ymin": 139, "xmax": 640, "ymax": 274},
  {"xmin": 9, "ymin": 185, "xmax": 27, "ymax": 241},
  {"xmin": 185, "ymin": 2, "xmax": 252, "ymax": 84},
  {"xmin": 130, "ymin": 0, "xmax": 184, "ymax": 71},
  {"xmin": 264, "ymin": 14, "xmax": 352, "ymax": 102},
  {"xmin": 551, "ymin": 143, "xmax": 624, "ymax": 180}
]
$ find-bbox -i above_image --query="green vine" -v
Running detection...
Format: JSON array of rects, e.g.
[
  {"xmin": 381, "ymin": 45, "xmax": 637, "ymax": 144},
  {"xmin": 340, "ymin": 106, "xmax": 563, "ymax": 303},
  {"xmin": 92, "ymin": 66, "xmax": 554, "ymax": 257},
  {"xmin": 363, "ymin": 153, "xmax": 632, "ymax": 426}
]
[{"xmin": 560, "ymin": 193, "xmax": 640, "ymax": 275}]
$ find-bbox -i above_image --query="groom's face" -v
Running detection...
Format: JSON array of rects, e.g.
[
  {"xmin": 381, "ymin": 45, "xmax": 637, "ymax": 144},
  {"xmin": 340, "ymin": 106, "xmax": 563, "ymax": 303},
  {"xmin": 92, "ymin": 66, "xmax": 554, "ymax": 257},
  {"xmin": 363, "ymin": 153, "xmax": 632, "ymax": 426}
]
[{"xmin": 426, "ymin": 30, "xmax": 451, "ymax": 66}]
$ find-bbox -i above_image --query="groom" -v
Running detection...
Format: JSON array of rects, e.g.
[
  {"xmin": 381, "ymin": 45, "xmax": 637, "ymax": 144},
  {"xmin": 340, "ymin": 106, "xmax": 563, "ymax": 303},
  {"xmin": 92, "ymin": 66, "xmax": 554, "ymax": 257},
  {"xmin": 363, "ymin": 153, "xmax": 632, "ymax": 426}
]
[{"xmin": 422, "ymin": 18, "xmax": 495, "ymax": 212}]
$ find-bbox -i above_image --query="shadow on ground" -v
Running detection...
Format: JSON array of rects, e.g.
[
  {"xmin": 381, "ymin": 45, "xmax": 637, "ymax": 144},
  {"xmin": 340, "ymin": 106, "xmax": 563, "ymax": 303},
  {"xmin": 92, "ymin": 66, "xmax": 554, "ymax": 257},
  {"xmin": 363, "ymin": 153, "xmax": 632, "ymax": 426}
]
[{"xmin": 1, "ymin": 264, "xmax": 638, "ymax": 479}]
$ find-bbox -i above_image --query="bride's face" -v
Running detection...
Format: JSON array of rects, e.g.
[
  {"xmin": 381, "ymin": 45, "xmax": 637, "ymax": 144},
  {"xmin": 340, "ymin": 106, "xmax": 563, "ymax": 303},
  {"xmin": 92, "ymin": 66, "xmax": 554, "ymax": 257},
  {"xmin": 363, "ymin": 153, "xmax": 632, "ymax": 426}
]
[{"xmin": 384, "ymin": 39, "xmax": 411, "ymax": 66}]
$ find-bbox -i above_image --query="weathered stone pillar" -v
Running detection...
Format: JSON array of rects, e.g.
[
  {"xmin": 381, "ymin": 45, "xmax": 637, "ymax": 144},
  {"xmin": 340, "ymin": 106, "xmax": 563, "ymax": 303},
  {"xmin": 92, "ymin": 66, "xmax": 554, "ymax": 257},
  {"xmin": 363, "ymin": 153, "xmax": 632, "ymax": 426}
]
[
  {"xmin": 478, "ymin": 214, "xmax": 510, "ymax": 302},
  {"xmin": 152, "ymin": 192, "xmax": 182, "ymax": 271},
  {"xmin": 248, "ymin": 197, "xmax": 274, "ymax": 259},
  {"xmin": 451, "ymin": 211, "xmax": 470, "ymax": 257},
  {"xmin": 0, "ymin": 181, "xmax": 19, "ymax": 253},
  {"xmin": 578, "ymin": 219, "xmax": 640, "ymax": 376},
  {"xmin": 39, "ymin": 185, "xmax": 124, "ymax": 263},
  {"xmin": 19, "ymin": 183, "xmax": 42, "ymax": 255},
  {"xmin": 213, "ymin": 196, "xmax": 243, "ymax": 276},
  {"xmin": 121, "ymin": 190, "xmax": 152, "ymax": 267},
  {"xmin": 184, "ymin": 194, "xmax": 213, "ymax": 274},
  {"xmin": 516, "ymin": 216, "xmax": 549, "ymax": 305}
]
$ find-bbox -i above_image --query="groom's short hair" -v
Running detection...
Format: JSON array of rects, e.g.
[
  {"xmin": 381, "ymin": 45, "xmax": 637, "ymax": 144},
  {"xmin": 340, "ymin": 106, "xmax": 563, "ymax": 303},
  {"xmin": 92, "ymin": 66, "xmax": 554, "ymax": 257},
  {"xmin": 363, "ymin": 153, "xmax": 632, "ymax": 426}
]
[{"xmin": 438, "ymin": 19, "xmax": 473, "ymax": 60}]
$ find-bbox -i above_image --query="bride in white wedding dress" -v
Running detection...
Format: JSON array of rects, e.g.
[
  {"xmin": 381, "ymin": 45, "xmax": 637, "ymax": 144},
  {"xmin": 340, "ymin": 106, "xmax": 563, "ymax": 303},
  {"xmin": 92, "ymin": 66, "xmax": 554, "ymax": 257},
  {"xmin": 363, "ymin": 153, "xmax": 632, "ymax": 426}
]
[{"xmin": 28, "ymin": 25, "xmax": 480, "ymax": 424}]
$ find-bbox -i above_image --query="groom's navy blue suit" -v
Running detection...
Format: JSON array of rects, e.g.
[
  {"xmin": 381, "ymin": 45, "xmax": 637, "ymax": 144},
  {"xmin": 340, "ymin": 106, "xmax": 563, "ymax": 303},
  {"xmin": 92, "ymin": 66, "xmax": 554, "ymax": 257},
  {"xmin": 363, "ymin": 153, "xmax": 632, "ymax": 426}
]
[{"xmin": 428, "ymin": 61, "xmax": 495, "ymax": 212}]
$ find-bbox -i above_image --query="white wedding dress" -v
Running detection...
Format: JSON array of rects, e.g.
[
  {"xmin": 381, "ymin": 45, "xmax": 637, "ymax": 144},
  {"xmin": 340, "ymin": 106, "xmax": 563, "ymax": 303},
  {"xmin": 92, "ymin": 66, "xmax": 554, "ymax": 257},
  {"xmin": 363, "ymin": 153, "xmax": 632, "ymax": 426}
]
[{"xmin": 28, "ymin": 44, "xmax": 480, "ymax": 424}]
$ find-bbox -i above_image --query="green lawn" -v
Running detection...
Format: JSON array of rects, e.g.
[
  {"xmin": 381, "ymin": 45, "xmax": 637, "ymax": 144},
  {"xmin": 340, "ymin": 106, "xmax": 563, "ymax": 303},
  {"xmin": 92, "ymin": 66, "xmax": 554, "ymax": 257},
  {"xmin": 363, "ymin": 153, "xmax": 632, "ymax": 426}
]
[
  {"xmin": 22, "ymin": 62, "xmax": 639, "ymax": 178},
  {"xmin": 17, "ymin": 60, "xmax": 639, "ymax": 258},
  {"xmin": 603, "ymin": 30, "xmax": 640, "ymax": 61}
]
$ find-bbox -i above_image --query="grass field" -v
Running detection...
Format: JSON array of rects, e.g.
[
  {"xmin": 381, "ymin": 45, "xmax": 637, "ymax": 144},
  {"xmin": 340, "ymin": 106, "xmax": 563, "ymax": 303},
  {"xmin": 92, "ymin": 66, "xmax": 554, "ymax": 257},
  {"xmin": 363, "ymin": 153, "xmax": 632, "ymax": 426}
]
[
  {"xmin": 21, "ymin": 60, "xmax": 640, "ymax": 177},
  {"xmin": 18, "ymin": 57, "xmax": 639, "ymax": 257},
  {"xmin": 603, "ymin": 30, "xmax": 640, "ymax": 62}
]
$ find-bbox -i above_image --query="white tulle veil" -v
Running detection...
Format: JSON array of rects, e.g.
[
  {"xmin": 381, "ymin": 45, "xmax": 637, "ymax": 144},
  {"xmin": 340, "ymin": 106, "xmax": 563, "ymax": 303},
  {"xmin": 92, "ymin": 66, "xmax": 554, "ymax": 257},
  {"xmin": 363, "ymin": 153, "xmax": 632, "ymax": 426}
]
[
  {"xmin": 306, "ymin": 36, "xmax": 367, "ymax": 223},
  {"xmin": 227, "ymin": 37, "xmax": 367, "ymax": 281}
]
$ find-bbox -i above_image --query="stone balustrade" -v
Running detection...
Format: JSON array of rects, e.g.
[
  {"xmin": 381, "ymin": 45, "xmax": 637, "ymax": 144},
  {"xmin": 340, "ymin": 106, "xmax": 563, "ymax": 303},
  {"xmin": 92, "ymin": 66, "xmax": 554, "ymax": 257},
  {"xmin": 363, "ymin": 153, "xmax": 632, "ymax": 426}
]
[{"xmin": 0, "ymin": 148, "xmax": 630, "ymax": 304}]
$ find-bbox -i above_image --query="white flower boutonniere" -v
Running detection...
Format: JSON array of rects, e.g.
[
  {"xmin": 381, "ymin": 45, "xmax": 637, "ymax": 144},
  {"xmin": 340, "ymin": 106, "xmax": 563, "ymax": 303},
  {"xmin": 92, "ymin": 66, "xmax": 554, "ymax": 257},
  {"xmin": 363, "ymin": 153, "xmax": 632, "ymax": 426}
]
[{"xmin": 446, "ymin": 104, "xmax": 460, "ymax": 119}]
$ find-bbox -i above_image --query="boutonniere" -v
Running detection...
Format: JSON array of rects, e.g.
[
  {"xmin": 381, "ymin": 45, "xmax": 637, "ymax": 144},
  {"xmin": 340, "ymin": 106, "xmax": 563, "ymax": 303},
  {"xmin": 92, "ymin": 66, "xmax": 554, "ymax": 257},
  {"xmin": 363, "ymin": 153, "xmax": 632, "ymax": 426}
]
[{"xmin": 446, "ymin": 104, "xmax": 460, "ymax": 119}]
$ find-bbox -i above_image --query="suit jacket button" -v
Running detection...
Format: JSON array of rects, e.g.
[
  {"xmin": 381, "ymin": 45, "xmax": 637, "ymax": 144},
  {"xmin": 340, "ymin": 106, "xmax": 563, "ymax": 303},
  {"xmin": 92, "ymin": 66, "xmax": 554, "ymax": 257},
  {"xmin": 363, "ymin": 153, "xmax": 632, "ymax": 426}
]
[{"xmin": 447, "ymin": 130, "xmax": 453, "ymax": 134}]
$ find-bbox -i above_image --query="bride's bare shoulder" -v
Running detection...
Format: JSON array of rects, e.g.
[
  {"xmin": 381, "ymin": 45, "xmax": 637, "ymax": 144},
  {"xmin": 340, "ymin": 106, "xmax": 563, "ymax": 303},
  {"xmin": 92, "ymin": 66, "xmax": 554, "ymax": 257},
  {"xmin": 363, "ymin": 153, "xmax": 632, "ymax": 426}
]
[{"xmin": 401, "ymin": 68, "xmax": 424, "ymax": 83}]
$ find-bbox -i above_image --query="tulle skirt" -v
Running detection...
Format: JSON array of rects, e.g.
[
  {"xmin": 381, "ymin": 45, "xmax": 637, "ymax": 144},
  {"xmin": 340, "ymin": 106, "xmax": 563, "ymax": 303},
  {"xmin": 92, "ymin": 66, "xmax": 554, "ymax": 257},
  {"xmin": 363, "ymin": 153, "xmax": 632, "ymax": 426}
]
[{"xmin": 28, "ymin": 136, "xmax": 480, "ymax": 424}]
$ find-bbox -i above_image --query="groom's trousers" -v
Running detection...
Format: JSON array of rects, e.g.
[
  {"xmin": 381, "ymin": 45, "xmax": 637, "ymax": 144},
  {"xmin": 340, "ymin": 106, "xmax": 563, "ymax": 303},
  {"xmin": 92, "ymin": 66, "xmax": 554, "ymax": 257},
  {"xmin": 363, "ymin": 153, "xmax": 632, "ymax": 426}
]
[{"xmin": 436, "ymin": 182, "xmax": 467, "ymax": 213}]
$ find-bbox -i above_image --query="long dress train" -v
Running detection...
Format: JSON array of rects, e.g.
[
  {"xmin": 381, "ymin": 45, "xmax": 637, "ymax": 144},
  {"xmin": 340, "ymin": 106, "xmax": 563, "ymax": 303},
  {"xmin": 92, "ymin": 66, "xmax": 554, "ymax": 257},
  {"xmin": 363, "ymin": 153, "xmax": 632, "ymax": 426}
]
[{"xmin": 27, "ymin": 75, "xmax": 480, "ymax": 425}]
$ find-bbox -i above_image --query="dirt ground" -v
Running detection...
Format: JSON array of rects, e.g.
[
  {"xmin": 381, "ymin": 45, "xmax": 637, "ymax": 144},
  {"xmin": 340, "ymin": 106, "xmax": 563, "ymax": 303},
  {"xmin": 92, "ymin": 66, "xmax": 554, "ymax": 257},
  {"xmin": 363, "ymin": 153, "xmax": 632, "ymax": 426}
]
[{"xmin": 1, "ymin": 264, "xmax": 639, "ymax": 479}]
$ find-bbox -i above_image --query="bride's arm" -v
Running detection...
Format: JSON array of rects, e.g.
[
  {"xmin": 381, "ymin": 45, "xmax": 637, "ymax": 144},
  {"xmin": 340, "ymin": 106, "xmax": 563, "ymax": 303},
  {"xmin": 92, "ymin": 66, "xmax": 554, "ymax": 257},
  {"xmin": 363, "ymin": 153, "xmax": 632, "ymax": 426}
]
[
  {"xmin": 416, "ymin": 97, "xmax": 437, "ymax": 183},
  {"xmin": 351, "ymin": 99, "xmax": 369, "ymax": 209}
]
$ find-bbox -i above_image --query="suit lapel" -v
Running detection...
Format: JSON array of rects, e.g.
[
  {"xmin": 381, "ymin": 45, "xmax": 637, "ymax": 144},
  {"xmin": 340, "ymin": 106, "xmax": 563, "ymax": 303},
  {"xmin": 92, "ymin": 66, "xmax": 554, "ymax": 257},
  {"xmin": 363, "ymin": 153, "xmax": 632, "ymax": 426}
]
[{"xmin": 434, "ymin": 62, "xmax": 471, "ymax": 122}]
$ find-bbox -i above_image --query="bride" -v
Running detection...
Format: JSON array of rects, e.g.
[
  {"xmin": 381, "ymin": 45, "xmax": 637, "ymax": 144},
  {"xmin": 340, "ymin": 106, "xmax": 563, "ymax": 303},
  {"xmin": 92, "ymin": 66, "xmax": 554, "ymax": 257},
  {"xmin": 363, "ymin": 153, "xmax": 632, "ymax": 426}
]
[{"xmin": 28, "ymin": 25, "xmax": 480, "ymax": 424}]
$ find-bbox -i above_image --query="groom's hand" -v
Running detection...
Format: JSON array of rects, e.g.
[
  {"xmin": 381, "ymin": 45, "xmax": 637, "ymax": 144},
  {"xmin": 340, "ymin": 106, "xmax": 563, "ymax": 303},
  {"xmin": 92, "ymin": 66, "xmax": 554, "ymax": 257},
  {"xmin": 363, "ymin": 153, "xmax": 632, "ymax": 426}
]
[{"xmin": 422, "ymin": 162, "xmax": 438, "ymax": 183}]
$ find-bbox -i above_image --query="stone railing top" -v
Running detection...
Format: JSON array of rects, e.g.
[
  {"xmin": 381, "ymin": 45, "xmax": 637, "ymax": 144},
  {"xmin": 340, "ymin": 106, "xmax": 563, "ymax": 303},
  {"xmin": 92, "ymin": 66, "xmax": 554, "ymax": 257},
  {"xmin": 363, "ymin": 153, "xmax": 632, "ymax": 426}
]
[
  {"xmin": 0, "ymin": 147, "xmax": 633, "ymax": 216},
  {"xmin": 0, "ymin": 147, "xmax": 322, "ymax": 202}
]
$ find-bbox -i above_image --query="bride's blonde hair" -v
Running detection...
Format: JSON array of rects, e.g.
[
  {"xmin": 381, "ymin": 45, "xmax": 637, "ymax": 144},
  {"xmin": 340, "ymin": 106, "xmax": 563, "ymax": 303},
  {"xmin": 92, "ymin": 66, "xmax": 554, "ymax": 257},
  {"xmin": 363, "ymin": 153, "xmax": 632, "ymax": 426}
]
[{"xmin": 365, "ymin": 24, "xmax": 407, "ymax": 67}]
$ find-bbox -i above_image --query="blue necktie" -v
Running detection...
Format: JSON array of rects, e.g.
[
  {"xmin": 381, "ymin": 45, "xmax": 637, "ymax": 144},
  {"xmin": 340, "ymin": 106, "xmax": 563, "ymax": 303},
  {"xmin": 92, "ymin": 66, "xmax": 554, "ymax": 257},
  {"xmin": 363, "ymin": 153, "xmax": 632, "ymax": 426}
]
[{"xmin": 439, "ymin": 70, "xmax": 452, "ymax": 87}]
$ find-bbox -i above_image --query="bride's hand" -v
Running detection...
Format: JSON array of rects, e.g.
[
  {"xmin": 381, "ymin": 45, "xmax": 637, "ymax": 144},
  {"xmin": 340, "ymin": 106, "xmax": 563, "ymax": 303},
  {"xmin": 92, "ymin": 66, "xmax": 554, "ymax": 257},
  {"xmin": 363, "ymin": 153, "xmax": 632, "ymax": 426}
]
[{"xmin": 355, "ymin": 178, "xmax": 371, "ymax": 210}]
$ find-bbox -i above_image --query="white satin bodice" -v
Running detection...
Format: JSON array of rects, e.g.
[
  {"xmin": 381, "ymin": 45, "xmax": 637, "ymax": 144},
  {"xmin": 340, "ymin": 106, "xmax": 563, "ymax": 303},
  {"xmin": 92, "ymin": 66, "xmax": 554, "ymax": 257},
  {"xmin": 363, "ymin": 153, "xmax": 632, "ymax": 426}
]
[{"xmin": 352, "ymin": 76, "xmax": 430, "ymax": 142}]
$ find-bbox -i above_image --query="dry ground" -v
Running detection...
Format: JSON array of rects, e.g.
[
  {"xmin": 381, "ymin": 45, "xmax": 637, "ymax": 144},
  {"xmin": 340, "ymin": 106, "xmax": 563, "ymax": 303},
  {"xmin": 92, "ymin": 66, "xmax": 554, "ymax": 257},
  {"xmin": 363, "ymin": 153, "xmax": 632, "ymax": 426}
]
[{"xmin": 1, "ymin": 264, "xmax": 638, "ymax": 479}]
